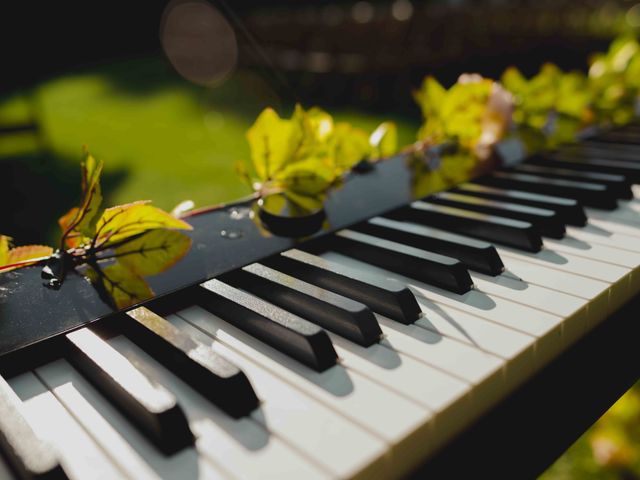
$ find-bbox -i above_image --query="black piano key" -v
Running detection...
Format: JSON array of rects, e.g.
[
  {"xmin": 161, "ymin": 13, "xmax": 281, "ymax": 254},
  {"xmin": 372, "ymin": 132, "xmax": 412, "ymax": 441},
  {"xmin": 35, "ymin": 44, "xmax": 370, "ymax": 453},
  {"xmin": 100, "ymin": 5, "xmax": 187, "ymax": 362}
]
[
  {"xmin": 0, "ymin": 376, "xmax": 67, "ymax": 480},
  {"xmin": 198, "ymin": 280, "xmax": 337, "ymax": 372},
  {"xmin": 219, "ymin": 264, "xmax": 382, "ymax": 347},
  {"xmin": 352, "ymin": 217, "xmax": 504, "ymax": 276},
  {"xmin": 325, "ymin": 229, "xmax": 473, "ymax": 294},
  {"xmin": 262, "ymin": 249, "xmax": 421, "ymax": 324},
  {"xmin": 592, "ymin": 131, "xmax": 640, "ymax": 145},
  {"xmin": 426, "ymin": 191, "xmax": 566, "ymax": 239},
  {"xmin": 532, "ymin": 154, "xmax": 640, "ymax": 184},
  {"xmin": 65, "ymin": 328, "xmax": 194, "ymax": 454},
  {"xmin": 123, "ymin": 307, "xmax": 259, "ymax": 418},
  {"xmin": 385, "ymin": 201, "xmax": 543, "ymax": 252},
  {"xmin": 559, "ymin": 144, "xmax": 640, "ymax": 162},
  {"xmin": 477, "ymin": 171, "xmax": 618, "ymax": 210},
  {"xmin": 453, "ymin": 183, "xmax": 588, "ymax": 226},
  {"xmin": 510, "ymin": 164, "xmax": 633, "ymax": 200}
]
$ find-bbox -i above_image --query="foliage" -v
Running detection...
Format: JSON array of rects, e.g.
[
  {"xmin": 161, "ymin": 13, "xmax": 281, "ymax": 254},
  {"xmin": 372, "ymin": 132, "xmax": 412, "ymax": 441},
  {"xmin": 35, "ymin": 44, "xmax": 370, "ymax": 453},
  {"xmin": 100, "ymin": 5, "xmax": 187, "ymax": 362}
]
[
  {"xmin": 0, "ymin": 235, "xmax": 53, "ymax": 272},
  {"xmin": 501, "ymin": 64, "xmax": 594, "ymax": 146},
  {"xmin": 241, "ymin": 104, "xmax": 398, "ymax": 211},
  {"xmin": 1, "ymin": 148, "xmax": 193, "ymax": 308},
  {"xmin": 588, "ymin": 35, "xmax": 640, "ymax": 125},
  {"xmin": 413, "ymin": 74, "xmax": 514, "ymax": 160}
]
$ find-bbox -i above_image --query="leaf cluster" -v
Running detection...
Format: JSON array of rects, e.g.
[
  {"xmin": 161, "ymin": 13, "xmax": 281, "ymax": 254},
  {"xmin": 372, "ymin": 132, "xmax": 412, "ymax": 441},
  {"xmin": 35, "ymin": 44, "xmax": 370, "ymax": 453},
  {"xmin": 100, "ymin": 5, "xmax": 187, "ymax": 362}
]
[
  {"xmin": 240, "ymin": 104, "xmax": 397, "ymax": 210},
  {"xmin": 413, "ymin": 74, "xmax": 514, "ymax": 160},
  {"xmin": 502, "ymin": 63, "xmax": 594, "ymax": 131},
  {"xmin": 588, "ymin": 35, "xmax": 640, "ymax": 125}
]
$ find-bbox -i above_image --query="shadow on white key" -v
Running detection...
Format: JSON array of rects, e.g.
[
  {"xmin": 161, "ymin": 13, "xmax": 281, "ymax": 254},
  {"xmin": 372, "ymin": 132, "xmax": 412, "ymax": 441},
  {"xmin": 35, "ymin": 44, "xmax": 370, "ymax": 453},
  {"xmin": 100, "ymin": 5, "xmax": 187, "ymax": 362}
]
[
  {"xmin": 35, "ymin": 359, "xmax": 225, "ymax": 480},
  {"xmin": 8, "ymin": 371, "xmax": 124, "ymax": 479},
  {"xmin": 0, "ymin": 449, "xmax": 16, "ymax": 480},
  {"xmin": 321, "ymin": 251, "xmax": 565, "ymax": 366},
  {"xmin": 172, "ymin": 308, "xmax": 446, "ymax": 478},
  {"xmin": 167, "ymin": 315, "xmax": 389, "ymax": 478},
  {"xmin": 108, "ymin": 336, "xmax": 331, "ymax": 480}
]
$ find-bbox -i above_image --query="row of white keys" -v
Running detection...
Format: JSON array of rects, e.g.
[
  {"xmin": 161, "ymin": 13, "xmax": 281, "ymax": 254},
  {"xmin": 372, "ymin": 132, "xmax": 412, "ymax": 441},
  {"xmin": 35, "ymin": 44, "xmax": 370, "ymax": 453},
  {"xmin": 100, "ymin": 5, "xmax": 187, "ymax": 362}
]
[
  {"xmin": 107, "ymin": 335, "xmax": 333, "ymax": 480},
  {"xmin": 172, "ymin": 306, "xmax": 470, "ymax": 478},
  {"xmin": 162, "ymin": 315, "xmax": 388, "ymax": 478},
  {"xmin": 322, "ymin": 251, "xmax": 565, "ymax": 366},
  {"xmin": 8, "ymin": 371, "xmax": 126, "ymax": 480},
  {"xmin": 34, "ymin": 359, "xmax": 225, "ymax": 480}
]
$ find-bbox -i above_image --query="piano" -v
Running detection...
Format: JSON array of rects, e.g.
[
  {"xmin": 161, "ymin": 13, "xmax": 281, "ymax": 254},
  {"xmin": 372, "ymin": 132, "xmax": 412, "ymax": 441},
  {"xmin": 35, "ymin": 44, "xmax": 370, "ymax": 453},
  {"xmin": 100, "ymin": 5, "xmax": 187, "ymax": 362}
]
[{"xmin": 1, "ymin": 122, "xmax": 640, "ymax": 479}]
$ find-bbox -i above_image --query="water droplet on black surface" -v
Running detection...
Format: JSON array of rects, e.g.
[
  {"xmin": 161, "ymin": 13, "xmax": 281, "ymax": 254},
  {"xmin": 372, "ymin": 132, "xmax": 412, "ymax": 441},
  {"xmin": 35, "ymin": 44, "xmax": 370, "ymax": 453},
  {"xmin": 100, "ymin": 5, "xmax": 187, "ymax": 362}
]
[{"xmin": 220, "ymin": 229, "xmax": 243, "ymax": 239}]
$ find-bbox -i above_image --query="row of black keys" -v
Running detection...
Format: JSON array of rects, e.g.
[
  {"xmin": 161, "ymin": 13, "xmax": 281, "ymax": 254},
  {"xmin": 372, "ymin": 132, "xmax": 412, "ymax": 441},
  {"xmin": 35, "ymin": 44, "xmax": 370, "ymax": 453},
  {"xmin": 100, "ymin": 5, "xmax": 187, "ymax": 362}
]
[{"xmin": 3, "ymin": 128, "xmax": 640, "ymax": 479}]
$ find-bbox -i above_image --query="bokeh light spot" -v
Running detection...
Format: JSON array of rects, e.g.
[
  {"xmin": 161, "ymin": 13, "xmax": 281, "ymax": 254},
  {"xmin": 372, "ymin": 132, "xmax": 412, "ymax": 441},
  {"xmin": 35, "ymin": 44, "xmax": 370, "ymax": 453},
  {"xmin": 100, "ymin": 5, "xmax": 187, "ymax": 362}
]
[{"xmin": 161, "ymin": 0, "xmax": 238, "ymax": 87}]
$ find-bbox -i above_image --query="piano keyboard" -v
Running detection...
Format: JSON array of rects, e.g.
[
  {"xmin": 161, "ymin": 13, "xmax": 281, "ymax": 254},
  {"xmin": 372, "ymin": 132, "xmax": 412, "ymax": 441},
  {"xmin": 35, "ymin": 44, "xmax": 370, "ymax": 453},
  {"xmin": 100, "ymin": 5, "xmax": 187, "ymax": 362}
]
[{"xmin": 2, "ymin": 126, "xmax": 640, "ymax": 479}]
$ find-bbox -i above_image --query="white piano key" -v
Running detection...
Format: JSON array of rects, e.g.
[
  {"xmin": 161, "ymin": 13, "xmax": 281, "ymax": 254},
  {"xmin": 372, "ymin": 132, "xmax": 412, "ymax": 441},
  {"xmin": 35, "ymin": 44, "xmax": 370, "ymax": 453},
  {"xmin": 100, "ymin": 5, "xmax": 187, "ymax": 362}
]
[
  {"xmin": 108, "ymin": 336, "xmax": 332, "ymax": 480},
  {"xmin": 585, "ymin": 206, "xmax": 640, "ymax": 227},
  {"xmin": 281, "ymin": 247, "xmax": 537, "ymax": 369},
  {"xmin": 497, "ymin": 244, "xmax": 629, "ymax": 284},
  {"xmin": 543, "ymin": 236, "xmax": 640, "ymax": 270},
  {"xmin": 162, "ymin": 315, "xmax": 387, "ymax": 478},
  {"xmin": 8, "ymin": 372, "xmax": 124, "ymax": 480},
  {"xmin": 321, "ymin": 252, "xmax": 566, "ymax": 364},
  {"xmin": 364, "ymin": 215, "xmax": 609, "ymax": 303},
  {"xmin": 372, "ymin": 317, "xmax": 505, "ymax": 414},
  {"xmin": 587, "ymin": 217, "xmax": 640, "ymax": 238},
  {"xmin": 495, "ymin": 245, "xmax": 632, "ymax": 313},
  {"xmin": 35, "ymin": 359, "xmax": 226, "ymax": 480},
  {"xmin": 566, "ymin": 224, "xmax": 640, "ymax": 252},
  {"xmin": 409, "ymin": 299, "xmax": 537, "ymax": 382},
  {"xmin": 170, "ymin": 311, "xmax": 436, "ymax": 478}
]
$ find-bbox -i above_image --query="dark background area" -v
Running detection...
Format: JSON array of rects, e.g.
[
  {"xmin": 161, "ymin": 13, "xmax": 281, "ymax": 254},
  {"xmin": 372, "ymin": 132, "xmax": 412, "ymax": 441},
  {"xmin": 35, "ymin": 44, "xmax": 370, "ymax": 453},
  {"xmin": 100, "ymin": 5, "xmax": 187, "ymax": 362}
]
[{"xmin": 0, "ymin": 0, "xmax": 623, "ymax": 112}]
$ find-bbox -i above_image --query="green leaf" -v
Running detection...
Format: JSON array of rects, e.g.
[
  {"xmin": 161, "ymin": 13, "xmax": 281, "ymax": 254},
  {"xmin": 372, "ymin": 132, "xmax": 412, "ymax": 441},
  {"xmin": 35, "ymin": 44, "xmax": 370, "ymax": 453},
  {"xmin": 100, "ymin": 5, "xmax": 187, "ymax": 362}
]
[
  {"xmin": 87, "ymin": 262, "xmax": 153, "ymax": 310},
  {"xmin": 277, "ymin": 157, "xmax": 336, "ymax": 195},
  {"xmin": 331, "ymin": 123, "xmax": 371, "ymax": 171},
  {"xmin": 246, "ymin": 107, "xmax": 303, "ymax": 181},
  {"xmin": 413, "ymin": 76, "xmax": 446, "ymax": 119},
  {"xmin": 113, "ymin": 229, "xmax": 192, "ymax": 277},
  {"xmin": 96, "ymin": 201, "xmax": 193, "ymax": 247},
  {"xmin": 60, "ymin": 148, "xmax": 104, "ymax": 245}
]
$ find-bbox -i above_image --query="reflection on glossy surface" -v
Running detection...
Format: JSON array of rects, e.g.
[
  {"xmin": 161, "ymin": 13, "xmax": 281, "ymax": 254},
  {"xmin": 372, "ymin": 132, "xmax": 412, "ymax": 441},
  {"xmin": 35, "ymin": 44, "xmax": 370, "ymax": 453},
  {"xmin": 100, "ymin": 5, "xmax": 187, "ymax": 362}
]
[
  {"xmin": 81, "ymin": 229, "xmax": 192, "ymax": 309},
  {"xmin": 257, "ymin": 193, "xmax": 328, "ymax": 238}
]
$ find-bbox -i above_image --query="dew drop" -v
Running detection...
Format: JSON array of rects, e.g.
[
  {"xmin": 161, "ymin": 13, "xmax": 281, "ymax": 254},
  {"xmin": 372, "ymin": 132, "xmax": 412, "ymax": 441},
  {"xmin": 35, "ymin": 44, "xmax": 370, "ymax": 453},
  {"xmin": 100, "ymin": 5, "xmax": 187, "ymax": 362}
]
[{"xmin": 220, "ymin": 229, "xmax": 243, "ymax": 239}]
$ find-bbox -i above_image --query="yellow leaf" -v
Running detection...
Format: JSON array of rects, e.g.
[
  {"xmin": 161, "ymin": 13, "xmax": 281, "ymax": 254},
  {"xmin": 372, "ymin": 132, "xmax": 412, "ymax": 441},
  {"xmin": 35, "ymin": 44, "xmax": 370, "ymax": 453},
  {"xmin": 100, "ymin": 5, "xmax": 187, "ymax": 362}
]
[
  {"xmin": 246, "ymin": 107, "xmax": 303, "ymax": 181},
  {"xmin": 0, "ymin": 235, "xmax": 10, "ymax": 266},
  {"xmin": 332, "ymin": 123, "xmax": 371, "ymax": 171},
  {"xmin": 87, "ymin": 263, "xmax": 153, "ymax": 310},
  {"xmin": 7, "ymin": 245, "xmax": 54, "ymax": 264},
  {"xmin": 277, "ymin": 157, "xmax": 336, "ymax": 195},
  {"xmin": 114, "ymin": 229, "xmax": 192, "ymax": 277},
  {"xmin": 96, "ymin": 201, "xmax": 193, "ymax": 247},
  {"xmin": 413, "ymin": 76, "xmax": 446, "ymax": 119}
]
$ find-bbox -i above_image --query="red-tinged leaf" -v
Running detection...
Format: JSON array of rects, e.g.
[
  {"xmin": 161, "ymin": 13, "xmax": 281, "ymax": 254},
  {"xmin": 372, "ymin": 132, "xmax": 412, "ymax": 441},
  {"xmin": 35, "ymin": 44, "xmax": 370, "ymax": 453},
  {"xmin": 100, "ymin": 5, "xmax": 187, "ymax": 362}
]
[
  {"xmin": 58, "ymin": 207, "xmax": 88, "ymax": 248},
  {"xmin": 7, "ymin": 245, "xmax": 54, "ymax": 264}
]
